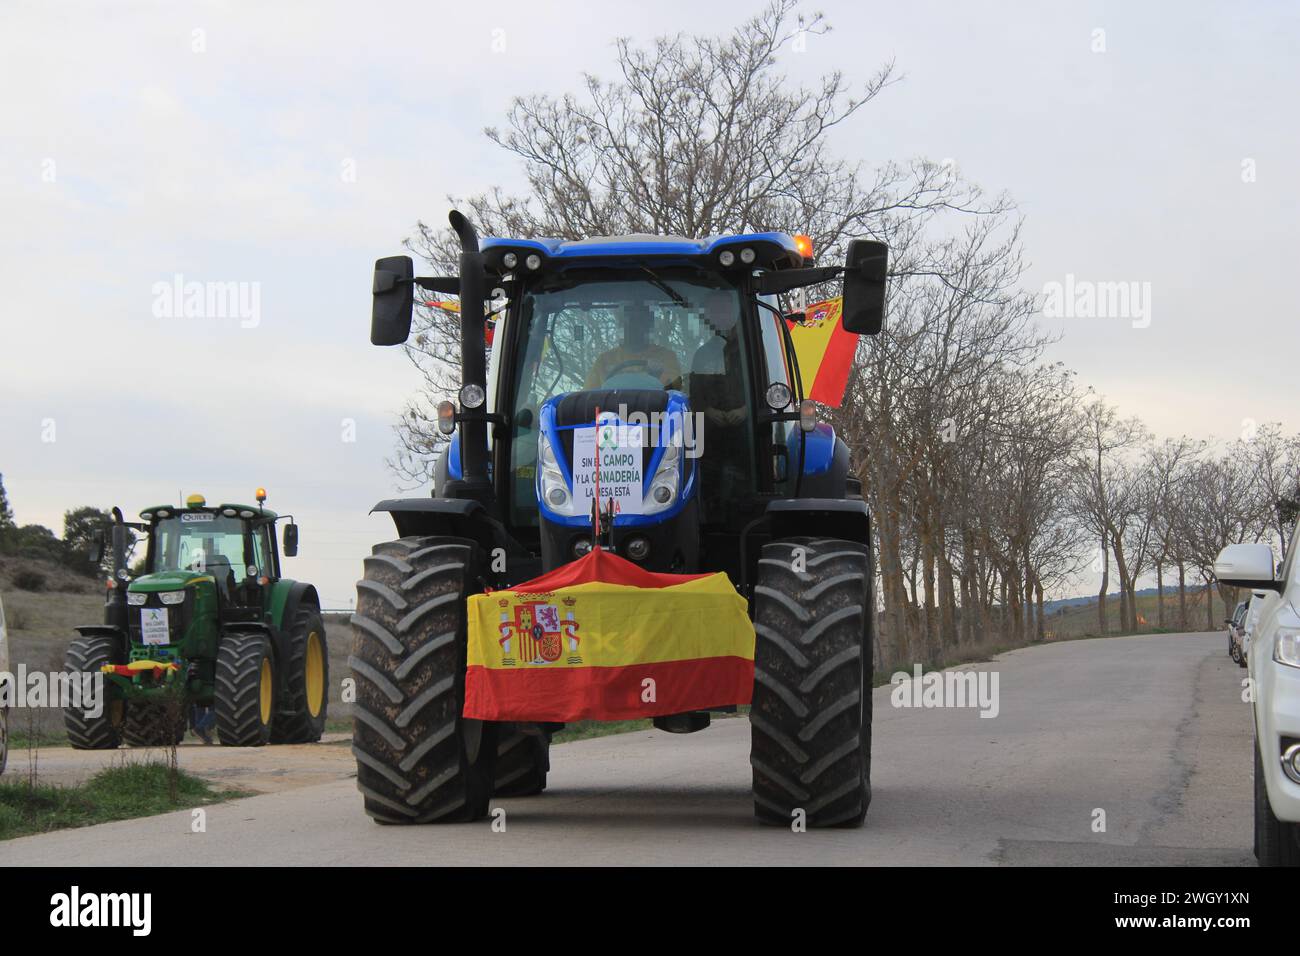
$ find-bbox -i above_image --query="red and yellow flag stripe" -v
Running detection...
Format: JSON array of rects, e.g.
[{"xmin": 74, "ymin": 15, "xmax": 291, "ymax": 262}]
[{"xmin": 463, "ymin": 551, "xmax": 755, "ymax": 722}]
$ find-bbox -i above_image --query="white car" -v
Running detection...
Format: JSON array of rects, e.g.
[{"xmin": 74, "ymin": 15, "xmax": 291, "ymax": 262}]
[
  {"xmin": 0, "ymin": 594, "xmax": 8, "ymax": 775},
  {"xmin": 1215, "ymin": 528, "xmax": 1300, "ymax": 866}
]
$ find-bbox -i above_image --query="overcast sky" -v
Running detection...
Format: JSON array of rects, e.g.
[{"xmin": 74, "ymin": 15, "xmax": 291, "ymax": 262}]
[{"xmin": 2, "ymin": 0, "xmax": 1296, "ymax": 605}]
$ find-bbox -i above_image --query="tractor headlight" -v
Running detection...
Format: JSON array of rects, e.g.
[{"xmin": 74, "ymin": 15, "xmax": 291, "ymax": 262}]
[
  {"xmin": 644, "ymin": 440, "xmax": 681, "ymax": 515},
  {"xmin": 159, "ymin": 591, "xmax": 186, "ymax": 606},
  {"xmin": 127, "ymin": 591, "xmax": 147, "ymax": 606},
  {"xmin": 1275, "ymin": 628, "xmax": 1300, "ymax": 669},
  {"xmin": 538, "ymin": 430, "xmax": 582, "ymax": 516}
]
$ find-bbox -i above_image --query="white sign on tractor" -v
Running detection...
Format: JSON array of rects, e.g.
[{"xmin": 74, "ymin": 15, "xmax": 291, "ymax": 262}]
[{"xmin": 571, "ymin": 418, "xmax": 644, "ymax": 516}]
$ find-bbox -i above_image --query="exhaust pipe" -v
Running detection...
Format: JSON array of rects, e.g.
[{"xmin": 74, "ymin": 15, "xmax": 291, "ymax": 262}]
[{"xmin": 449, "ymin": 210, "xmax": 491, "ymax": 492}]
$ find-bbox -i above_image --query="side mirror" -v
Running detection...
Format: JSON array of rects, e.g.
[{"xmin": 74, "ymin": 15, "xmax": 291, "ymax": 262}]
[
  {"xmin": 1213, "ymin": 543, "xmax": 1281, "ymax": 592},
  {"xmin": 371, "ymin": 255, "xmax": 415, "ymax": 346},
  {"xmin": 283, "ymin": 523, "xmax": 299, "ymax": 558},
  {"xmin": 841, "ymin": 239, "xmax": 888, "ymax": 335},
  {"xmin": 89, "ymin": 529, "xmax": 105, "ymax": 566}
]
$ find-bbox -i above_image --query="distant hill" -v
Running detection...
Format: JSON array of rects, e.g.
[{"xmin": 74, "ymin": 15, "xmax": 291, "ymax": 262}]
[{"xmin": 1044, "ymin": 586, "xmax": 1185, "ymax": 617}]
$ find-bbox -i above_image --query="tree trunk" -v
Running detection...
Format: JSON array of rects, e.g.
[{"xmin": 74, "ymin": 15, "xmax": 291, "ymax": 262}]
[{"xmin": 1097, "ymin": 535, "xmax": 1109, "ymax": 636}]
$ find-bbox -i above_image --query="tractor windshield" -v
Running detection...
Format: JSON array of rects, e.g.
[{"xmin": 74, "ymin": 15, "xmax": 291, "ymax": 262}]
[
  {"xmin": 508, "ymin": 269, "xmax": 756, "ymax": 525},
  {"xmin": 151, "ymin": 514, "xmax": 252, "ymax": 585}
]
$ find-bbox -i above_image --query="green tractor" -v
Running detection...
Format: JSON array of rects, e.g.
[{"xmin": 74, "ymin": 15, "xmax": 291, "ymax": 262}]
[{"xmin": 64, "ymin": 492, "xmax": 328, "ymax": 748}]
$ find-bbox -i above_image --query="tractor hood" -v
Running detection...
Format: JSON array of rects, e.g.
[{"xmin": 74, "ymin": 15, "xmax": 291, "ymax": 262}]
[{"xmin": 128, "ymin": 569, "xmax": 214, "ymax": 593}]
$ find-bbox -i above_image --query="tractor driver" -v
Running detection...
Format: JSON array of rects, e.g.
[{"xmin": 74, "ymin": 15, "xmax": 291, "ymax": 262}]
[{"xmin": 584, "ymin": 303, "xmax": 683, "ymax": 391}]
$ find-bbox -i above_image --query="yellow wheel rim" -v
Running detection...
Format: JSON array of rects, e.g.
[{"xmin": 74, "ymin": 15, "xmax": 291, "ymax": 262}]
[
  {"xmin": 259, "ymin": 657, "xmax": 273, "ymax": 725},
  {"xmin": 305, "ymin": 632, "xmax": 324, "ymax": 718}
]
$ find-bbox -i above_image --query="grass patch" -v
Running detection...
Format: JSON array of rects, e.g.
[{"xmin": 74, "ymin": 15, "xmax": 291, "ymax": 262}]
[
  {"xmin": 552, "ymin": 719, "xmax": 653, "ymax": 743},
  {"xmin": 0, "ymin": 761, "xmax": 245, "ymax": 841}
]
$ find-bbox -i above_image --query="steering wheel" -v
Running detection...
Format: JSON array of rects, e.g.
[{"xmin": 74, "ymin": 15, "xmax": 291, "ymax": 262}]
[{"xmin": 605, "ymin": 358, "xmax": 653, "ymax": 378}]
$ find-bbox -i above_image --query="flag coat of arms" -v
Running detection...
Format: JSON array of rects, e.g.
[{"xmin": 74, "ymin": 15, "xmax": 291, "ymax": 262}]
[
  {"xmin": 786, "ymin": 296, "xmax": 856, "ymax": 407},
  {"xmin": 464, "ymin": 548, "xmax": 755, "ymax": 722}
]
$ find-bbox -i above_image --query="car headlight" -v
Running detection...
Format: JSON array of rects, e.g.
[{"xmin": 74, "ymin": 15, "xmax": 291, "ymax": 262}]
[
  {"xmin": 127, "ymin": 591, "xmax": 146, "ymax": 606},
  {"xmin": 159, "ymin": 591, "xmax": 186, "ymax": 606},
  {"xmin": 644, "ymin": 439, "xmax": 681, "ymax": 515},
  {"xmin": 1275, "ymin": 628, "xmax": 1300, "ymax": 668},
  {"xmin": 538, "ymin": 430, "xmax": 583, "ymax": 516}
]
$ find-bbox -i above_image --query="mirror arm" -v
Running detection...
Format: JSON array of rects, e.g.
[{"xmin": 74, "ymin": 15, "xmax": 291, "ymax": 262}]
[{"xmin": 414, "ymin": 276, "xmax": 461, "ymax": 295}]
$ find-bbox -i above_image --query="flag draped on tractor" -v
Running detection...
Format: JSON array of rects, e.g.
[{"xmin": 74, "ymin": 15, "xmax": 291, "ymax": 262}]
[
  {"xmin": 464, "ymin": 548, "xmax": 755, "ymax": 722},
  {"xmin": 785, "ymin": 296, "xmax": 857, "ymax": 407}
]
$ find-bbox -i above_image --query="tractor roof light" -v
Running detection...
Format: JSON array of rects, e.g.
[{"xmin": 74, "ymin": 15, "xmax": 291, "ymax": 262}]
[
  {"xmin": 436, "ymin": 400, "xmax": 457, "ymax": 435},
  {"xmin": 222, "ymin": 508, "xmax": 237, "ymax": 517},
  {"xmin": 186, "ymin": 493, "xmax": 206, "ymax": 507},
  {"xmin": 718, "ymin": 249, "xmax": 736, "ymax": 267},
  {"xmin": 739, "ymin": 247, "xmax": 756, "ymax": 265},
  {"xmin": 525, "ymin": 254, "xmax": 542, "ymax": 271},
  {"xmin": 794, "ymin": 234, "xmax": 814, "ymax": 260},
  {"xmin": 255, "ymin": 487, "xmax": 267, "ymax": 504},
  {"xmin": 502, "ymin": 252, "xmax": 518, "ymax": 269}
]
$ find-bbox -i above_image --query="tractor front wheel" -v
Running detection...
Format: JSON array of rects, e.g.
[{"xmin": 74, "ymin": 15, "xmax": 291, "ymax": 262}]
[
  {"xmin": 215, "ymin": 633, "xmax": 276, "ymax": 746},
  {"xmin": 63, "ymin": 634, "xmax": 126, "ymax": 750},
  {"xmin": 121, "ymin": 701, "xmax": 186, "ymax": 747},
  {"xmin": 493, "ymin": 725, "xmax": 551, "ymax": 797},
  {"xmin": 750, "ymin": 536, "xmax": 873, "ymax": 828},
  {"xmin": 350, "ymin": 535, "xmax": 496, "ymax": 823},
  {"xmin": 271, "ymin": 608, "xmax": 329, "ymax": 743}
]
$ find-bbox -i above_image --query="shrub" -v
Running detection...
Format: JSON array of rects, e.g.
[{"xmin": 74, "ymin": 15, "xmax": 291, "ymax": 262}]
[{"xmin": 12, "ymin": 569, "xmax": 46, "ymax": 592}]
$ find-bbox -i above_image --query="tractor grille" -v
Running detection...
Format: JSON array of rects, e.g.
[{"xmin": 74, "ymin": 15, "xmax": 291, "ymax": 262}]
[{"xmin": 127, "ymin": 590, "xmax": 194, "ymax": 647}]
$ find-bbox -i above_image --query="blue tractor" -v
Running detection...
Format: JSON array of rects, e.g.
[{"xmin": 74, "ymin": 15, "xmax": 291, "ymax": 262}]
[{"xmin": 356, "ymin": 211, "xmax": 888, "ymax": 826}]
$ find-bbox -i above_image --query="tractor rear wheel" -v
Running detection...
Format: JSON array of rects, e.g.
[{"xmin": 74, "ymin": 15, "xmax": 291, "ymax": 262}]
[
  {"xmin": 750, "ymin": 536, "xmax": 873, "ymax": 828},
  {"xmin": 350, "ymin": 535, "xmax": 497, "ymax": 824},
  {"xmin": 493, "ymin": 725, "xmax": 551, "ymax": 797},
  {"xmin": 215, "ymin": 633, "xmax": 276, "ymax": 746},
  {"xmin": 121, "ymin": 701, "xmax": 186, "ymax": 747},
  {"xmin": 270, "ymin": 608, "xmax": 329, "ymax": 743},
  {"xmin": 63, "ymin": 634, "xmax": 126, "ymax": 750}
]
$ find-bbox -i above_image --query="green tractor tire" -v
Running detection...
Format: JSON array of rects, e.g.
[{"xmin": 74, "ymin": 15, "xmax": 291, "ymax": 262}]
[
  {"xmin": 121, "ymin": 700, "xmax": 187, "ymax": 748},
  {"xmin": 350, "ymin": 535, "xmax": 497, "ymax": 824},
  {"xmin": 271, "ymin": 608, "xmax": 329, "ymax": 744},
  {"xmin": 215, "ymin": 633, "xmax": 276, "ymax": 747},
  {"xmin": 750, "ymin": 536, "xmax": 873, "ymax": 828},
  {"xmin": 63, "ymin": 634, "xmax": 126, "ymax": 750}
]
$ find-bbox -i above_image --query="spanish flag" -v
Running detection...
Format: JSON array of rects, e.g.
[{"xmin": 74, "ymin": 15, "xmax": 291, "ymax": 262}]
[
  {"xmin": 786, "ymin": 297, "xmax": 857, "ymax": 407},
  {"xmin": 464, "ymin": 549, "xmax": 755, "ymax": 722}
]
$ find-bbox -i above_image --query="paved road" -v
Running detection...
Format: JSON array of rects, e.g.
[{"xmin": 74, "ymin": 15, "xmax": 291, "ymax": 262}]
[{"xmin": 1, "ymin": 632, "xmax": 1256, "ymax": 865}]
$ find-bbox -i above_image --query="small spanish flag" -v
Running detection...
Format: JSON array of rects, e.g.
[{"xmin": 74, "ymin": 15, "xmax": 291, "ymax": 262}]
[
  {"xmin": 786, "ymin": 296, "xmax": 857, "ymax": 407},
  {"xmin": 464, "ymin": 549, "xmax": 755, "ymax": 722}
]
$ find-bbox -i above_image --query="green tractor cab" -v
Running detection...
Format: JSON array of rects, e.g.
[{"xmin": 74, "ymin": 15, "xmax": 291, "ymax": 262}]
[{"xmin": 64, "ymin": 492, "xmax": 327, "ymax": 749}]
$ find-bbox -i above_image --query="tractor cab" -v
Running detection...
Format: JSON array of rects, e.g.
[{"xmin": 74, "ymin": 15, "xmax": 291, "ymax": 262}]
[{"xmin": 373, "ymin": 214, "xmax": 887, "ymax": 586}]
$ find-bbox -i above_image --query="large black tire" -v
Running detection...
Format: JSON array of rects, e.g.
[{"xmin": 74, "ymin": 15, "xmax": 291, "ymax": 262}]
[
  {"xmin": 1255, "ymin": 740, "xmax": 1300, "ymax": 866},
  {"xmin": 271, "ymin": 608, "xmax": 329, "ymax": 743},
  {"xmin": 63, "ymin": 634, "xmax": 126, "ymax": 750},
  {"xmin": 121, "ymin": 701, "xmax": 186, "ymax": 747},
  {"xmin": 750, "ymin": 536, "xmax": 873, "ymax": 828},
  {"xmin": 350, "ymin": 535, "xmax": 497, "ymax": 824},
  {"xmin": 494, "ymin": 725, "xmax": 550, "ymax": 797},
  {"xmin": 214, "ymin": 633, "xmax": 276, "ymax": 746}
]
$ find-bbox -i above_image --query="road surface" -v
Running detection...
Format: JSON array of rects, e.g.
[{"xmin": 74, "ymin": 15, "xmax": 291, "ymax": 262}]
[{"xmin": 1, "ymin": 632, "xmax": 1255, "ymax": 865}]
